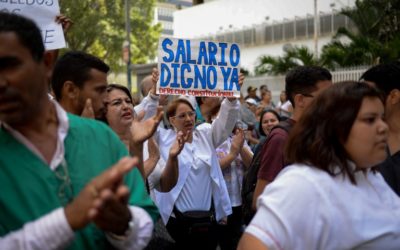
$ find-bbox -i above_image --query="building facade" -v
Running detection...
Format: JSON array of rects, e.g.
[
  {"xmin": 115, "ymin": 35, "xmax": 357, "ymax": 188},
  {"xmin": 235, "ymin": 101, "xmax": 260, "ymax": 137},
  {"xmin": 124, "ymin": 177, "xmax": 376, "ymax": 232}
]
[{"xmin": 173, "ymin": 0, "xmax": 356, "ymax": 73}]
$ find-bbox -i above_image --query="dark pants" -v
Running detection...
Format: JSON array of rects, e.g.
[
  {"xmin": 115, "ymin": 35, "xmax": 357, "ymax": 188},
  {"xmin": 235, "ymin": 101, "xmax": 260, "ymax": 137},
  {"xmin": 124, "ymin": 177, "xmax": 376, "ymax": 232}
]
[
  {"xmin": 166, "ymin": 215, "xmax": 218, "ymax": 250},
  {"xmin": 218, "ymin": 206, "xmax": 244, "ymax": 250},
  {"xmin": 145, "ymin": 218, "xmax": 175, "ymax": 250}
]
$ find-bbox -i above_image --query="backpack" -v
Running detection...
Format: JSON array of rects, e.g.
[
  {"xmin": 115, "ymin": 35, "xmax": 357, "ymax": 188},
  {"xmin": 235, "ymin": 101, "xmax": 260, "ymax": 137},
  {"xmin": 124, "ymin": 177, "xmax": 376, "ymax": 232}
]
[{"xmin": 241, "ymin": 119, "xmax": 294, "ymax": 225}]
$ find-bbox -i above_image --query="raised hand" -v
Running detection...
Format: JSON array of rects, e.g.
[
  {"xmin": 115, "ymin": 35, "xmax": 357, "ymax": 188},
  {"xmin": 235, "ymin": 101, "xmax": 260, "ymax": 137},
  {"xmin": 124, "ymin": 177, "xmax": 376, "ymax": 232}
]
[
  {"xmin": 230, "ymin": 129, "xmax": 245, "ymax": 157},
  {"xmin": 228, "ymin": 72, "xmax": 245, "ymax": 102},
  {"xmin": 55, "ymin": 14, "xmax": 73, "ymax": 34},
  {"xmin": 239, "ymin": 72, "xmax": 245, "ymax": 88},
  {"xmin": 130, "ymin": 106, "xmax": 164, "ymax": 144},
  {"xmin": 169, "ymin": 131, "xmax": 190, "ymax": 158},
  {"xmin": 150, "ymin": 68, "xmax": 159, "ymax": 96},
  {"xmin": 64, "ymin": 157, "xmax": 137, "ymax": 234},
  {"xmin": 89, "ymin": 185, "xmax": 132, "ymax": 235}
]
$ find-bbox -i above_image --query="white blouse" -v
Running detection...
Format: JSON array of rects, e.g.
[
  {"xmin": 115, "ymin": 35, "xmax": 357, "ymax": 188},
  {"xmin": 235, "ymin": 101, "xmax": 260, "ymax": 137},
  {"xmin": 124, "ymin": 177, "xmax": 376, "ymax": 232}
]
[
  {"xmin": 141, "ymin": 96, "xmax": 240, "ymax": 224},
  {"xmin": 246, "ymin": 164, "xmax": 400, "ymax": 250}
]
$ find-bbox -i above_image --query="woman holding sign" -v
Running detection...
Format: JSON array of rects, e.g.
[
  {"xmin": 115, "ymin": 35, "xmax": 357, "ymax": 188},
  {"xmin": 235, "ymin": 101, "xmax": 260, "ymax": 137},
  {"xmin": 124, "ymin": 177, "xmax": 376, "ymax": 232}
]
[{"xmin": 141, "ymin": 70, "xmax": 244, "ymax": 250}]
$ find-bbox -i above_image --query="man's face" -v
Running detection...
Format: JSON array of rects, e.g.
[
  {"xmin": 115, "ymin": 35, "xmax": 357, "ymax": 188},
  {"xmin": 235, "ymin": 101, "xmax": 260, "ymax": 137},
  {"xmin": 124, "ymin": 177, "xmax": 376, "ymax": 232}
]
[
  {"xmin": 0, "ymin": 32, "xmax": 48, "ymax": 125},
  {"xmin": 77, "ymin": 68, "xmax": 108, "ymax": 120},
  {"xmin": 249, "ymin": 89, "xmax": 257, "ymax": 97}
]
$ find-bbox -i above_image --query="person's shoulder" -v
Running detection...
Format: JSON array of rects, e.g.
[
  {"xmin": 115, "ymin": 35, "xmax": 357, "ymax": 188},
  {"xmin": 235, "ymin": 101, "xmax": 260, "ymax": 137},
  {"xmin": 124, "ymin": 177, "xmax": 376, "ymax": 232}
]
[
  {"xmin": 266, "ymin": 128, "xmax": 289, "ymax": 142},
  {"xmin": 272, "ymin": 164, "xmax": 333, "ymax": 194},
  {"xmin": 279, "ymin": 164, "xmax": 332, "ymax": 180},
  {"xmin": 68, "ymin": 113, "xmax": 109, "ymax": 129},
  {"xmin": 67, "ymin": 113, "xmax": 116, "ymax": 138},
  {"xmin": 196, "ymin": 122, "xmax": 212, "ymax": 131}
]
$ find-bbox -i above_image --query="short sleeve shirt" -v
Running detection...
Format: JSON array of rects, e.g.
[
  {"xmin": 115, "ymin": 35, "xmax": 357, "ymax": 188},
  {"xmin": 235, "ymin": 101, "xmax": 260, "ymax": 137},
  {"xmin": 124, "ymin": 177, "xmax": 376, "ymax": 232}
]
[
  {"xmin": 247, "ymin": 165, "xmax": 400, "ymax": 250},
  {"xmin": 257, "ymin": 128, "xmax": 289, "ymax": 182}
]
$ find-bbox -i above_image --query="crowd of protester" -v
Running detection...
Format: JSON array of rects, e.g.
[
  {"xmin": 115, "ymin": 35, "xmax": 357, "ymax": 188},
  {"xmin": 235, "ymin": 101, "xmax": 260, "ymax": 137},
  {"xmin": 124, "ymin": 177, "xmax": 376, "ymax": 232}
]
[{"xmin": 1, "ymin": 12, "xmax": 400, "ymax": 250}]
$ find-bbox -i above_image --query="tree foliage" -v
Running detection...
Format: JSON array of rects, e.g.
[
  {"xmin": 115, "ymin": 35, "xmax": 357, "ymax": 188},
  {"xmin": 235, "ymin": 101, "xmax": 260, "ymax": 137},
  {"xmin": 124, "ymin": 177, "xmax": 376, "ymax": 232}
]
[
  {"xmin": 255, "ymin": 46, "xmax": 319, "ymax": 75},
  {"xmin": 321, "ymin": 0, "xmax": 400, "ymax": 68},
  {"xmin": 60, "ymin": 0, "xmax": 161, "ymax": 71},
  {"xmin": 255, "ymin": 0, "xmax": 400, "ymax": 75}
]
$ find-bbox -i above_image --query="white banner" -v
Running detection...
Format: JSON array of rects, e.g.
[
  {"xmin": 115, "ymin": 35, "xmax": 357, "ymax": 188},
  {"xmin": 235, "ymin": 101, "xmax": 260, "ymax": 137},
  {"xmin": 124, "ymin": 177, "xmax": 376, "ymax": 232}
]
[
  {"xmin": 157, "ymin": 38, "xmax": 241, "ymax": 98},
  {"xmin": 0, "ymin": 0, "xmax": 66, "ymax": 50}
]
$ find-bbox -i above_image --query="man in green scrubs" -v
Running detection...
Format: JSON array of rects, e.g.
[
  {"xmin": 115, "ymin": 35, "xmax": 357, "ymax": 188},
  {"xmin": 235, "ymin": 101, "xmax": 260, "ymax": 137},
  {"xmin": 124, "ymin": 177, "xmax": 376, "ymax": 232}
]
[{"xmin": 0, "ymin": 12, "xmax": 158, "ymax": 250}]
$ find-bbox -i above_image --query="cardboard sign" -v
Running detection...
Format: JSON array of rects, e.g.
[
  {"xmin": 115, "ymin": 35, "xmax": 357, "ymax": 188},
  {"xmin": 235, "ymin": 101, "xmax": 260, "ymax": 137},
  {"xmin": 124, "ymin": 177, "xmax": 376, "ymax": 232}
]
[
  {"xmin": 157, "ymin": 38, "xmax": 241, "ymax": 97},
  {"xmin": 0, "ymin": 0, "xmax": 66, "ymax": 50}
]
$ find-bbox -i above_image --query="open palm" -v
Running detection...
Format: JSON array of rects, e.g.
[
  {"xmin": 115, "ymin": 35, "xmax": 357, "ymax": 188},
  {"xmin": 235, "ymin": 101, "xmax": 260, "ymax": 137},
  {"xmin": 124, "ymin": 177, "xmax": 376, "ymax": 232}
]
[{"xmin": 130, "ymin": 107, "xmax": 163, "ymax": 144}]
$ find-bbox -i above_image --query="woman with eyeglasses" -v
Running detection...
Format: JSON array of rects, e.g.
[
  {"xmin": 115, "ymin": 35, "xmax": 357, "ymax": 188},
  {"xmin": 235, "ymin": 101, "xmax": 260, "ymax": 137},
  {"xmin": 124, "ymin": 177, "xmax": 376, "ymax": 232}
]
[
  {"xmin": 105, "ymin": 84, "xmax": 162, "ymax": 179},
  {"xmin": 140, "ymin": 71, "xmax": 244, "ymax": 250},
  {"xmin": 238, "ymin": 81, "xmax": 400, "ymax": 250}
]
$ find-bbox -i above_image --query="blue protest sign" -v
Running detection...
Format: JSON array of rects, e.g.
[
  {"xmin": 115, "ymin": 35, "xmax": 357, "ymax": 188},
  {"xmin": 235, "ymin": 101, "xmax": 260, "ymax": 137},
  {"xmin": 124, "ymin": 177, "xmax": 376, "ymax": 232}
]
[{"xmin": 157, "ymin": 38, "xmax": 241, "ymax": 97}]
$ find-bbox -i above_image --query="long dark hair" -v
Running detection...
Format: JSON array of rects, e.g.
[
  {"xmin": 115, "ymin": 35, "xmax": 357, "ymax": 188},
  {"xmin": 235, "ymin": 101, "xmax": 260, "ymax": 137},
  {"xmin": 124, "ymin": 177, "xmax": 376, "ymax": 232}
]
[{"xmin": 285, "ymin": 81, "xmax": 384, "ymax": 184}]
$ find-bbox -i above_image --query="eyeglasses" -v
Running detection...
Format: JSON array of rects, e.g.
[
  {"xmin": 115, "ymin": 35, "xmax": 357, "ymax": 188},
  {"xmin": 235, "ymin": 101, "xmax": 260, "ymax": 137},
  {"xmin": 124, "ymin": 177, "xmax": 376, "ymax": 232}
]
[
  {"xmin": 173, "ymin": 111, "xmax": 196, "ymax": 120},
  {"xmin": 54, "ymin": 158, "xmax": 74, "ymax": 205}
]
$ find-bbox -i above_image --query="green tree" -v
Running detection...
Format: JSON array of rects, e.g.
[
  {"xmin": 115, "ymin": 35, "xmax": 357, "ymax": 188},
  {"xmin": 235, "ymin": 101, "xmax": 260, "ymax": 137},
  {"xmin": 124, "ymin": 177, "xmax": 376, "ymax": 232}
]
[
  {"xmin": 255, "ymin": 46, "xmax": 319, "ymax": 75},
  {"xmin": 60, "ymin": 0, "xmax": 161, "ymax": 71},
  {"xmin": 255, "ymin": 0, "xmax": 400, "ymax": 74},
  {"xmin": 321, "ymin": 0, "xmax": 400, "ymax": 68}
]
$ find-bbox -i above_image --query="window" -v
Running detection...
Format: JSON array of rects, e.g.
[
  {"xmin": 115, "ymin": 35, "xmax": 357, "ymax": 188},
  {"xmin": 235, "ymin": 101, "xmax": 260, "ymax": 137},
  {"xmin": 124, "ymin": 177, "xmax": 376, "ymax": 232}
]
[
  {"xmin": 320, "ymin": 14, "xmax": 332, "ymax": 34},
  {"xmin": 264, "ymin": 25, "xmax": 273, "ymax": 42},
  {"xmin": 273, "ymin": 24, "xmax": 283, "ymax": 41},
  {"xmin": 283, "ymin": 22, "xmax": 294, "ymax": 40},
  {"xmin": 296, "ymin": 19, "xmax": 307, "ymax": 38}
]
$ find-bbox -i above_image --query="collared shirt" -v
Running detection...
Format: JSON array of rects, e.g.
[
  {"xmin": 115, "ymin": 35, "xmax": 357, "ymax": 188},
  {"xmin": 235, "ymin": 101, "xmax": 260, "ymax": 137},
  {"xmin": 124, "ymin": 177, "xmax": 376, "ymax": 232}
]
[
  {"xmin": 2, "ymin": 100, "xmax": 68, "ymax": 170},
  {"xmin": 151, "ymin": 98, "xmax": 240, "ymax": 224},
  {"xmin": 0, "ymin": 100, "xmax": 153, "ymax": 250},
  {"xmin": 246, "ymin": 164, "xmax": 400, "ymax": 250}
]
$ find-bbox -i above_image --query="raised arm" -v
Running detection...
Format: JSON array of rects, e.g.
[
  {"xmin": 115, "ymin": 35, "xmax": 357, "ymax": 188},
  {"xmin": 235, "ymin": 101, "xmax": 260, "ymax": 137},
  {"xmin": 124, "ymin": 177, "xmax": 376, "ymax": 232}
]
[
  {"xmin": 159, "ymin": 131, "xmax": 189, "ymax": 192},
  {"xmin": 240, "ymin": 141, "xmax": 254, "ymax": 168},
  {"xmin": 211, "ymin": 73, "xmax": 244, "ymax": 147},
  {"xmin": 129, "ymin": 107, "xmax": 163, "ymax": 178},
  {"xmin": 218, "ymin": 129, "xmax": 245, "ymax": 169},
  {"xmin": 210, "ymin": 98, "xmax": 240, "ymax": 148}
]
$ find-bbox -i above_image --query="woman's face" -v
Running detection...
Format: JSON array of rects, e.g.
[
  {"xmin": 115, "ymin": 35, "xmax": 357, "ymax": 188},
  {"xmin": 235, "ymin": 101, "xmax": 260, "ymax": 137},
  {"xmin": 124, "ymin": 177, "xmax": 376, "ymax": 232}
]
[
  {"xmin": 261, "ymin": 111, "xmax": 279, "ymax": 135},
  {"xmin": 280, "ymin": 91, "xmax": 287, "ymax": 102},
  {"xmin": 344, "ymin": 97, "xmax": 388, "ymax": 168},
  {"xmin": 263, "ymin": 91, "xmax": 272, "ymax": 103},
  {"xmin": 170, "ymin": 102, "xmax": 195, "ymax": 134},
  {"xmin": 105, "ymin": 89, "xmax": 134, "ymax": 130}
]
